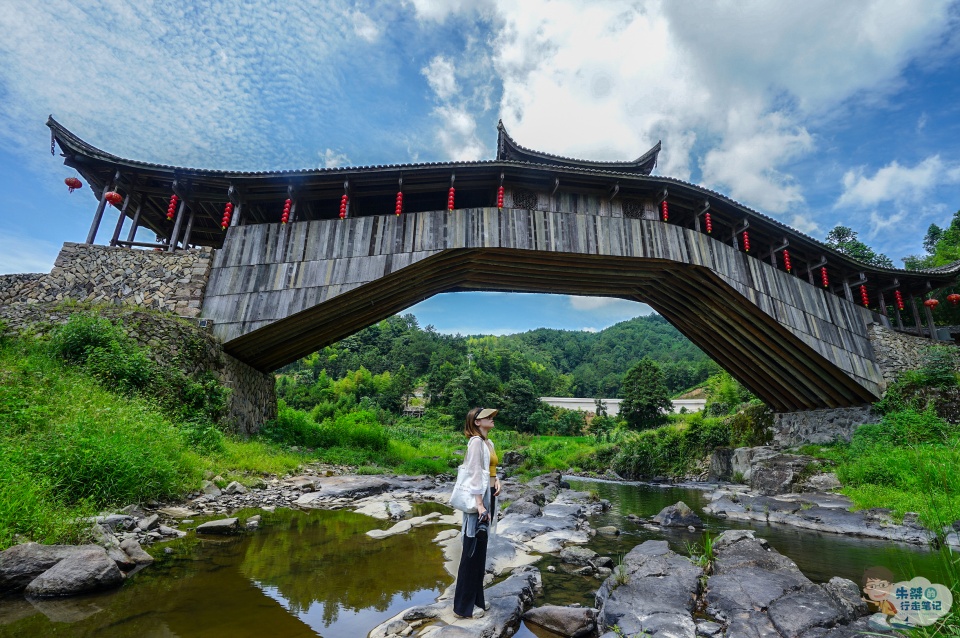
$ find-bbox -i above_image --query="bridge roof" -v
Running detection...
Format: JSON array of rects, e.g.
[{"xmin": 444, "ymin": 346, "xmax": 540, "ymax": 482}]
[
  {"xmin": 495, "ymin": 120, "xmax": 661, "ymax": 174},
  {"xmin": 48, "ymin": 116, "xmax": 960, "ymax": 300}
]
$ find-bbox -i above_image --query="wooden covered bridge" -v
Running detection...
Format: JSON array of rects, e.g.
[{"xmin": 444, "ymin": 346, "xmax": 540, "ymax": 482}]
[{"xmin": 48, "ymin": 117, "xmax": 960, "ymax": 412}]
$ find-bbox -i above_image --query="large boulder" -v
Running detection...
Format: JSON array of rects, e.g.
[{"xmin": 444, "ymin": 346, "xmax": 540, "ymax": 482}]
[
  {"xmin": 522, "ymin": 605, "xmax": 597, "ymax": 638},
  {"xmin": 708, "ymin": 447, "xmax": 734, "ymax": 481},
  {"xmin": 0, "ymin": 544, "xmax": 85, "ymax": 593},
  {"xmin": 652, "ymin": 501, "xmax": 702, "ymax": 528},
  {"xmin": 751, "ymin": 453, "xmax": 817, "ymax": 495},
  {"xmin": 596, "ymin": 540, "xmax": 702, "ymax": 637},
  {"xmin": 24, "ymin": 546, "xmax": 123, "ymax": 597},
  {"xmin": 559, "ymin": 547, "xmax": 598, "ymax": 566}
]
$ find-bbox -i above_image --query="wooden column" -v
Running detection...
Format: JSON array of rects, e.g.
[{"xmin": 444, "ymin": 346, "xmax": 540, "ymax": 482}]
[
  {"xmin": 167, "ymin": 199, "xmax": 187, "ymax": 252},
  {"xmin": 85, "ymin": 171, "xmax": 120, "ymax": 244},
  {"xmin": 924, "ymin": 303, "xmax": 940, "ymax": 341},
  {"xmin": 109, "ymin": 194, "xmax": 132, "ymax": 246},
  {"xmin": 182, "ymin": 208, "xmax": 197, "ymax": 248},
  {"xmin": 125, "ymin": 202, "xmax": 143, "ymax": 243},
  {"xmin": 909, "ymin": 295, "xmax": 925, "ymax": 337}
]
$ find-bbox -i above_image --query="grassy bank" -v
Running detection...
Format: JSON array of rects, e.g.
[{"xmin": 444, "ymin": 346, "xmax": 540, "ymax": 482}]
[{"xmin": 0, "ymin": 325, "xmax": 302, "ymax": 551}]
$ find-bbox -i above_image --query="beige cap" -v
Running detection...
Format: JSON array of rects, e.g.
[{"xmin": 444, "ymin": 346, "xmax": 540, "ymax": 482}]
[{"xmin": 477, "ymin": 408, "xmax": 499, "ymax": 419}]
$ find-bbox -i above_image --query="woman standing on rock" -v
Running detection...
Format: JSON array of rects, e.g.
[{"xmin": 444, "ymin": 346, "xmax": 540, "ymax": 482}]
[{"xmin": 453, "ymin": 407, "xmax": 502, "ymax": 619}]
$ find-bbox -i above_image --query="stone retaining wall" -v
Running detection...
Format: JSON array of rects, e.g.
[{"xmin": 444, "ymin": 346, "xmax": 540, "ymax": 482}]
[
  {"xmin": 0, "ymin": 304, "xmax": 275, "ymax": 434},
  {"xmin": 773, "ymin": 406, "xmax": 877, "ymax": 447},
  {"xmin": 868, "ymin": 322, "xmax": 956, "ymax": 384},
  {"xmin": 0, "ymin": 242, "xmax": 211, "ymax": 318},
  {"xmin": 0, "ymin": 243, "xmax": 274, "ymax": 434}
]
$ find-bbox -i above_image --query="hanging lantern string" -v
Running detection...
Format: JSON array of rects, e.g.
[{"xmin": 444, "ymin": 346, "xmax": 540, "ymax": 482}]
[
  {"xmin": 167, "ymin": 194, "xmax": 179, "ymax": 221},
  {"xmin": 704, "ymin": 211, "xmax": 712, "ymax": 234},
  {"xmin": 820, "ymin": 266, "xmax": 829, "ymax": 288},
  {"xmin": 497, "ymin": 185, "xmax": 504, "ymax": 210},
  {"xmin": 661, "ymin": 200, "xmax": 669, "ymax": 222},
  {"xmin": 860, "ymin": 285, "xmax": 870, "ymax": 308},
  {"xmin": 281, "ymin": 198, "xmax": 291, "ymax": 224},
  {"xmin": 894, "ymin": 289, "xmax": 904, "ymax": 311},
  {"xmin": 395, "ymin": 190, "xmax": 403, "ymax": 216},
  {"xmin": 447, "ymin": 186, "xmax": 456, "ymax": 211},
  {"xmin": 742, "ymin": 230, "xmax": 750, "ymax": 252},
  {"xmin": 782, "ymin": 249, "xmax": 792, "ymax": 273},
  {"xmin": 221, "ymin": 202, "xmax": 233, "ymax": 230},
  {"xmin": 339, "ymin": 194, "xmax": 348, "ymax": 220}
]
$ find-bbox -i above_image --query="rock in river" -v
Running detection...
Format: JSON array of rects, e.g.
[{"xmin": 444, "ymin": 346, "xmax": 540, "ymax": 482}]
[
  {"xmin": 652, "ymin": 501, "xmax": 702, "ymax": 528},
  {"xmin": 196, "ymin": 518, "xmax": 239, "ymax": 535},
  {"xmin": 23, "ymin": 546, "xmax": 123, "ymax": 597}
]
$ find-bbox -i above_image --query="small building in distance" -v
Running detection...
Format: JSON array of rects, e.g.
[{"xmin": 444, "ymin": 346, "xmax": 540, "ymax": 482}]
[{"xmin": 540, "ymin": 397, "xmax": 705, "ymax": 416}]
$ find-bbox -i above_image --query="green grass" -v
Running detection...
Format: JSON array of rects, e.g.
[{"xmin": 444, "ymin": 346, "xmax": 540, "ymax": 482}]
[
  {"xmin": 800, "ymin": 410, "xmax": 960, "ymax": 528},
  {"xmin": 0, "ymin": 337, "xmax": 305, "ymax": 550}
]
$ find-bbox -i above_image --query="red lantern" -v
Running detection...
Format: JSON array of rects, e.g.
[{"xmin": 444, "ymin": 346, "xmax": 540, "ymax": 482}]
[
  {"xmin": 948, "ymin": 294, "xmax": 960, "ymax": 305},
  {"xmin": 281, "ymin": 198, "xmax": 291, "ymax": 224},
  {"xmin": 860, "ymin": 285, "xmax": 870, "ymax": 308},
  {"xmin": 661, "ymin": 200, "xmax": 669, "ymax": 222},
  {"xmin": 221, "ymin": 202, "xmax": 233, "ymax": 230},
  {"xmin": 395, "ymin": 191, "xmax": 403, "ymax": 216},
  {"xmin": 742, "ymin": 231, "xmax": 750, "ymax": 252},
  {"xmin": 339, "ymin": 194, "xmax": 348, "ymax": 220},
  {"xmin": 924, "ymin": 298, "xmax": 940, "ymax": 310},
  {"xmin": 782, "ymin": 249, "xmax": 792, "ymax": 273},
  {"xmin": 447, "ymin": 187, "xmax": 455, "ymax": 211},
  {"xmin": 104, "ymin": 191, "xmax": 122, "ymax": 207},
  {"xmin": 894, "ymin": 289, "xmax": 904, "ymax": 311},
  {"xmin": 64, "ymin": 177, "xmax": 82, "ymax": 193},
  {"xmin": 167, "ymin": 194, "xmax": 179, "ymax": 221},
  {"xmin": 704, "ymin": 212, "xmax": 712, "ymax": 234},
  {"xmin": 497, "ymin": 185, "xmax": 504, "ymax": 210},
  {"xmin": 820, "ymin": 266, "xmax": 829, "ymax": 288}
]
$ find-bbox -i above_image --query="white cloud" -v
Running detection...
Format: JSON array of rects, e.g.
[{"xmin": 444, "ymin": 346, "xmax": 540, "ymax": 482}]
[
  {"xmin": 788, "ymin": 214, "xmax": 821, "ymax": 236},
  {"xmin": 867, "ymin": 209, "xmax": 908, "ymax": 240},
  {"xmin": 350, "ymin": 10, "xmax": 380, "ymax": 42},
  {"xmin": 433, "ymin": 105, "xmax": 484, "ymax": 161},
  {"xmin": 700, "ymin": 115, "xmax": 813, "ymax": 213},
  {"xmin": 422, "ymin": 56, "xmax": 458, "ymax": 101},
  {"xmin": 0, "ymin": 236, "xmax": 59, "ymax": 274},
  {"xmin": 837, "ymin": 156, "xmax": 960, "ymax": 208},
  {"xmin": 319, "ymin": 148, "xmax": 351, "ymax": 168},
  {"xmin": 0, "ymin": 1, "xmax": 361, "ymax": 172},
  {"xmin": 487, "ymin": 0, "xmax": 953, "ymax": 217},
  {"xmin": 408, "ymin": 0, "xmax": 495, "ymax": 23}
]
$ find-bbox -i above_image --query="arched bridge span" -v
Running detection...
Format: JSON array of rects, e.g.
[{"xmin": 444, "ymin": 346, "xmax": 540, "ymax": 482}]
[{"xmin": 202, "ymin": 208, "xmax": 885, "ymax": 412}]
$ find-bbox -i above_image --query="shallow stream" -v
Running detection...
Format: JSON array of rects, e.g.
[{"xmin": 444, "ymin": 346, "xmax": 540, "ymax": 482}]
[{"xmin": 0, "ymin": 480, "xmax": 947, "ymax": 637}]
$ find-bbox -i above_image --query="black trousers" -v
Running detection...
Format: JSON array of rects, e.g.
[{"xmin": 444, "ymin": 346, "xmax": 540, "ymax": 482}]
[{"xmin": 453, "ymin": 487, "xmax": 495, "ymax": 617}]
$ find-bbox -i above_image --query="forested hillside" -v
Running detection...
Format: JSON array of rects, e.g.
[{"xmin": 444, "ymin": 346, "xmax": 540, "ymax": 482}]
[{"xmin": 277, "ymin": 313, "xmax": 719, "ymax": 424}]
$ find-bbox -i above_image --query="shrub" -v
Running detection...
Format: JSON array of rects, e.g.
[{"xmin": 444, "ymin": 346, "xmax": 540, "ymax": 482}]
[
  {"xmin": 727, "ymin": 403, "xmax": 774, "ymax": 447},
  {"xmin": 50, "ymin": 314, "xmax": 155, "ymax": 394}
]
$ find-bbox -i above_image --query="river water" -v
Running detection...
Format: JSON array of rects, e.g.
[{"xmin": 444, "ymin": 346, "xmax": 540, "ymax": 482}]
[{"xmin": 0, "ymin": 480, "xmax": 946, "ymax": 638}]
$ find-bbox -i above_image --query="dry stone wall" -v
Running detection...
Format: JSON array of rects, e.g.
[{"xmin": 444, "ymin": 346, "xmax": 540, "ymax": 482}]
[
  {"xmin": 0, "ymin": 243, "xmax": 275, "ymax": 434},
  {"xmin": 867, "ymin": 323, "xmax": 954, "ymax": 384},
  {"xmin": 0, "ymin": 242, "xmax": 211, "ymax": 318}
]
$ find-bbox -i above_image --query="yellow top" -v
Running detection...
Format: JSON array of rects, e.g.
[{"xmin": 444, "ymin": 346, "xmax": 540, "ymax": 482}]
[{"xmin": 489, "ymin": 448, "xmax": 498, "ymax": 477}]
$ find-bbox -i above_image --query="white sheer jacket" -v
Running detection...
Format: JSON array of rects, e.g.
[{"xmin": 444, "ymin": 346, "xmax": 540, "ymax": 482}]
[{"xmin": 460, "ymin": 435, "xmax": 498, "ymax": 537}]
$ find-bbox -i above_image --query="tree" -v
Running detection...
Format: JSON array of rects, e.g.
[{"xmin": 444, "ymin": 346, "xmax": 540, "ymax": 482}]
[
  {"xmin": 500, "ymin": 376, "xmax": 543, "ymax": 432},
  {"xmin": 619, "ymin": 358, "xmax": 673, "ymax": 430},
  {"xmin": 824, "ymin": 225, "xmax": 894, "ymax": 268}
]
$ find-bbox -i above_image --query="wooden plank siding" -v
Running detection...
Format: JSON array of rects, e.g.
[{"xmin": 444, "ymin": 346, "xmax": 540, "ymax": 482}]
[{"xmin": 202, "ymin": 208, "xmax": 886, "ymax": 411}]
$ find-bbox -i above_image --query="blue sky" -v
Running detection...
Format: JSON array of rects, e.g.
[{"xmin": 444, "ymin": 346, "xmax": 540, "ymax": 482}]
[{"xmin": 1, "ymin": 1, "xmax": 959, "ymax": 335}]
